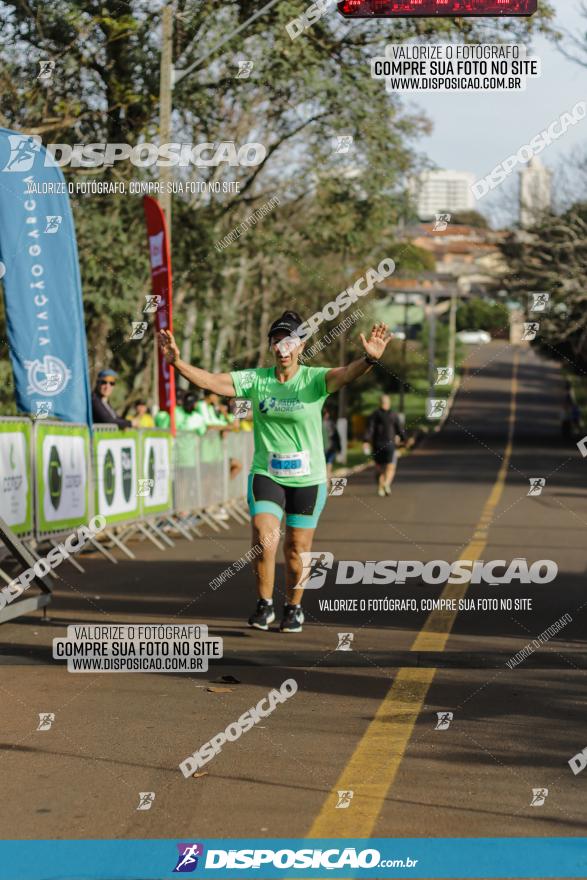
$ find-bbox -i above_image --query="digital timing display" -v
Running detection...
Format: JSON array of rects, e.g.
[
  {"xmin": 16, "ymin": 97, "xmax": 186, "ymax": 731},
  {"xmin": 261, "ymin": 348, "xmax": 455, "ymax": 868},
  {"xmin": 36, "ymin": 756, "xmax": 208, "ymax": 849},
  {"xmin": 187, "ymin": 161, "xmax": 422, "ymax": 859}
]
[{"xmin": 338, "ymin": 0, "xmax": 537, "ymax": 16}]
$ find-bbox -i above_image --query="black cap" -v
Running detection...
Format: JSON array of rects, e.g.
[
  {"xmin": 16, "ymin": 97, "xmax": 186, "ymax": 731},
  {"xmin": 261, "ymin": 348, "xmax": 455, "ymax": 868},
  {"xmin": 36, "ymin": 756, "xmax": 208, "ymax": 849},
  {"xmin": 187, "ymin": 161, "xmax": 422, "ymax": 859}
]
[{"xmin": 268, "ymin": 310, "xmax": 303, "ymax": 339}]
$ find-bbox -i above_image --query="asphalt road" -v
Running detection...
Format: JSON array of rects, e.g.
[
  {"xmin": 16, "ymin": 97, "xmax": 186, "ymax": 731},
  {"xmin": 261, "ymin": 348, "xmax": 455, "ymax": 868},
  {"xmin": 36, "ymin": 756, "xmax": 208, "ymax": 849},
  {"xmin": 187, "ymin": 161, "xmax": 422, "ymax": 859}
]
[{"xmin": 1, "ymin": 341, "xmax": 586, "ymax": 859}]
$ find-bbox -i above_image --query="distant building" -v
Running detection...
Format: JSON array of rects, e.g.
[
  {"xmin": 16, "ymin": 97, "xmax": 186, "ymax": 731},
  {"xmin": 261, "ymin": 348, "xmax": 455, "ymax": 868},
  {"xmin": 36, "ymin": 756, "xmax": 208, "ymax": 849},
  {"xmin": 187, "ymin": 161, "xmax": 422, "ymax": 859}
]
[
  {"xmin": 392, "ymin": 222, "xmax": 508, "ymax": 299},
  {"xmin": 413, "ymin": 170, "xmax": 476, "ymax": 220},
  {"xmin": 373, "ymin": 222, "xmax": 509, "ymax": 338},
  {"xmin": 519, "ymin": 158, "xmax": 552, "ymax": 229}
]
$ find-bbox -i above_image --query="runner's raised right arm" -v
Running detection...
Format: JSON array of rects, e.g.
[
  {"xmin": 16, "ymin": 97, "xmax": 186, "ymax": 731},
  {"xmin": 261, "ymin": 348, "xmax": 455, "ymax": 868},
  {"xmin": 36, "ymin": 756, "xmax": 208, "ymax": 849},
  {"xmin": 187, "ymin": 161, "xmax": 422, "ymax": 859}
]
[{"xmin": 158, "ymin": 329, "xmax": 236, "ymax": 397}]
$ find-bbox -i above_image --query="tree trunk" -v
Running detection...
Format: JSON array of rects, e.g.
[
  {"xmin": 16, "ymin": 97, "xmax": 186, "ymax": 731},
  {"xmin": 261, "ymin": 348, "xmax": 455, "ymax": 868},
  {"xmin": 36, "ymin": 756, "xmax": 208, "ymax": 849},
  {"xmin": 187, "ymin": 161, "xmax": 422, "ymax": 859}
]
[
  {"xmin": 87, "ymin": 317, "xmax": 111, "ymax": 384},
  {"xmin": 201, "ymin": 307, "xmax": 214, "ymax": 372},
  {"xmin": 180, "ymin": 301, "xmax": 198, "ymax": 387},
  {"xmin": 213, "ymin": 254, "xmax": 249, "ymax": 371},
  {"xmin": 257, "ymin": 266, "xmax": 272, "ymax": 367}
]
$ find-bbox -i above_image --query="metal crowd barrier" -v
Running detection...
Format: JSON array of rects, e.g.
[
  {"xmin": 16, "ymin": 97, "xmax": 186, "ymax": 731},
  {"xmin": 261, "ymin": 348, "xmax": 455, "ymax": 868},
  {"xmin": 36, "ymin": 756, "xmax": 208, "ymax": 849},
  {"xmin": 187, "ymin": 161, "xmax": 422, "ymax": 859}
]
[
  {"xmin": 0, "ymin": 417, "xmax": 254, "ymax": 604},
  {"xmin": 173, "ymin": 429, "xmax": 253, "ymax": 534}
]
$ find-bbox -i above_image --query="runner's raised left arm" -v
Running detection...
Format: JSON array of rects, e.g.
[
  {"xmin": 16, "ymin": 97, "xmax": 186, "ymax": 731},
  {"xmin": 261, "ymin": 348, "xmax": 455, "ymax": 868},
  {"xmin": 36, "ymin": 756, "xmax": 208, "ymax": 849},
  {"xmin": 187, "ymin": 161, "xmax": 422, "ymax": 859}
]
[{"xmin": 326, "ymin": 323, "xmax": 393, "ymax": 393}]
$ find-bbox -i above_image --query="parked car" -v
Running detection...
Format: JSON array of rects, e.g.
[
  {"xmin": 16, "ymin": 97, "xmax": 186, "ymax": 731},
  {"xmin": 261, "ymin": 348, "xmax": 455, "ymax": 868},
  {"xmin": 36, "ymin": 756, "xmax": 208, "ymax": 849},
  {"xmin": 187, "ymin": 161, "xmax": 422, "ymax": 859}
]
[{"xmin": 456, "ymin": 330, "xmax": 492, "ymax": 344}]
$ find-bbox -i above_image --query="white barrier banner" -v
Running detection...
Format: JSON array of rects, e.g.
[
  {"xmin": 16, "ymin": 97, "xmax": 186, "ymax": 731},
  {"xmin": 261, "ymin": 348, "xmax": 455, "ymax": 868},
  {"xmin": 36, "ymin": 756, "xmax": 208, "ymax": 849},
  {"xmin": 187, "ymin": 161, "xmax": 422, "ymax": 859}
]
[
  {"xmin": 141, "ymin": 435, "xmax": 171, "ymax": 511},
  {"xmin": 0, "ymin": 430, "xmax": 29, "ymax": 529},
  {"xmin": 41, "ymin": 434, "xmax": 87, "ymax": 524},
  {"xmin": 95, "ymin": 436, "xmax": 139, "ymax": 519}
]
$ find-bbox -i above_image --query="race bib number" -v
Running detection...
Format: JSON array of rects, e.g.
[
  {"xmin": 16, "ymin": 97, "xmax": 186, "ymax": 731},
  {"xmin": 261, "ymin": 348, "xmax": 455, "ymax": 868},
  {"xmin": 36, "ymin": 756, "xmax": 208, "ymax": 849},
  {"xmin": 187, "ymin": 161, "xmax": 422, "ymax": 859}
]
[{"xmin": 268, "ymin": 451, "xmax": 310, "ymax": 477}]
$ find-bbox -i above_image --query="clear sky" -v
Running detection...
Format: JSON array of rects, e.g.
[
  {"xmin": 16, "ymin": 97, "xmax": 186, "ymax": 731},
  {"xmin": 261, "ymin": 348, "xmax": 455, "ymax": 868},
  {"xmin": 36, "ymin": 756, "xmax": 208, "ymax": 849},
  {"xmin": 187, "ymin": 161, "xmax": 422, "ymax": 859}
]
[{"xmin": 407, "ymin": 0, "xmax": 587, "ymax": 225}]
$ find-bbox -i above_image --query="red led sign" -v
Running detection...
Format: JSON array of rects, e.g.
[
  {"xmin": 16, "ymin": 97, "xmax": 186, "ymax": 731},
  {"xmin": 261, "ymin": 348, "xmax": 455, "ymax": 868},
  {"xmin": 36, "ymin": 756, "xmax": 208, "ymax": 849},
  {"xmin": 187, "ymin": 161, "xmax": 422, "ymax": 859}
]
[{"xmin": 338, "ymin": 0, "xmax": 537, "ymax": 16}]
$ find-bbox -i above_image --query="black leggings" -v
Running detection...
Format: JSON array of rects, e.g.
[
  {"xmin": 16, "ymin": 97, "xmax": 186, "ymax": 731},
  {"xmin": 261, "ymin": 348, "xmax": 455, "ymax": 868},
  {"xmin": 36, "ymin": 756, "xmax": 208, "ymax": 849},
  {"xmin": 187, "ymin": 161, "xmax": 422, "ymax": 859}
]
[{"xmin": 247, "ymin": 474, "xmax": 328, "ymax": 528}]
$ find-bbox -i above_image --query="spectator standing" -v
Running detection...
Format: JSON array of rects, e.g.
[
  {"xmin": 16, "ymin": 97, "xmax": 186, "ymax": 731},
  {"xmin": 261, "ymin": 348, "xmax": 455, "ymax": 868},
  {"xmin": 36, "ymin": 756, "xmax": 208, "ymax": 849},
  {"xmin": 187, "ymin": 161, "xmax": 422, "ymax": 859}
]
[
  {"xmin": 196, "ymin": 390, "xmax": 228, "ymax": 432},
  {"xmin": 154, "ymin": 388, "xmax": 185, "ymax": 429},
  {"xmin": 134, "ymin": 400, "xmax": 154, "ymax": 428},
  {"xmin": 176, "ymin": 392, "xmax": 207, "ymax": 435},
  {"xmin": 196, "ymin": 391, "xmax": 242, "ymax": 498},
  {"xmin": 91, "ymin": 369, "xmax": 134, "ymax": 428}
]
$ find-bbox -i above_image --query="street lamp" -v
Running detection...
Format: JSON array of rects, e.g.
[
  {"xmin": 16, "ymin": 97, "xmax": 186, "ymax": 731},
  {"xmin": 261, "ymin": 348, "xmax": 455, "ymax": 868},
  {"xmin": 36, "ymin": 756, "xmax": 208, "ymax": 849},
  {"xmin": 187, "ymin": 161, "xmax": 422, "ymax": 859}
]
[{"xmin": 399, "ymin": 295, "xmax": 410, "ymax": 417}]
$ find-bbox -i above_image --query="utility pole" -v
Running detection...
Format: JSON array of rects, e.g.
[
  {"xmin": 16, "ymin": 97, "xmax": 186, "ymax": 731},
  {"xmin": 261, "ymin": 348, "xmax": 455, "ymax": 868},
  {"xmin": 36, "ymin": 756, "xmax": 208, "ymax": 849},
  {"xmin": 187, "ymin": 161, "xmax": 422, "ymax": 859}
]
[
  {"xmin": 159, "ymin": 2, "xmax": 174, "ymax": 243},
  {"xmin": 448, "ymin": 287, "xmax": 458, "ymax": 374},
  {"xmin": 338, "ymin": 327, "xmax": 348, "ymax": 417},
  {"xmin": 399, "ymin": 295, "xmax": 408, "ymax": 416},
  {"xmin": 336, "ymin": 254, "xmax": 351, "ymax": 463},
  {"xmin": 427, "ymin": 290, "xmax": 437, "ymax": 398}
]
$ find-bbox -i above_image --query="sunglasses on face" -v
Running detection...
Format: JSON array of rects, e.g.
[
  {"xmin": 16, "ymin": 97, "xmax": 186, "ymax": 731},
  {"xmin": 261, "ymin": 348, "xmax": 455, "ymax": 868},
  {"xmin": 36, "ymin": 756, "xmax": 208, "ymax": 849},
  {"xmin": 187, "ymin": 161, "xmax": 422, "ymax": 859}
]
[{"xmin": 100, "ymin": 379, "xmax": 116, "ymax": 386}]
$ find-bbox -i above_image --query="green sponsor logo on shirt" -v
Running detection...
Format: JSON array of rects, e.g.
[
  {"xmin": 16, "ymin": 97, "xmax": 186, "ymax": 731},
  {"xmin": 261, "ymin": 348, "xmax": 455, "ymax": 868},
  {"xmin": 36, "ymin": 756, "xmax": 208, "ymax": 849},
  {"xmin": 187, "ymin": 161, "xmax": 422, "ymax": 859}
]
[{"xmin": 259, "ymin": 396, "xmax": 303, "ymax": 413}]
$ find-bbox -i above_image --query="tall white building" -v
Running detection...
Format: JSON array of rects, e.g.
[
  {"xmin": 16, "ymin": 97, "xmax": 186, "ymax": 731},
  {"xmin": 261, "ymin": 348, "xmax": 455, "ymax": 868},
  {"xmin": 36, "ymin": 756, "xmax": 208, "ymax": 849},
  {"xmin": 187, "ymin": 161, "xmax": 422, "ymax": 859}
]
[
  {"xmin": 414, "ymin": 170, "xmax": 476, "ymax": 220},
  {"xmin": 519, "ymin": 158, "xmax": 552, "ymax": 229}
]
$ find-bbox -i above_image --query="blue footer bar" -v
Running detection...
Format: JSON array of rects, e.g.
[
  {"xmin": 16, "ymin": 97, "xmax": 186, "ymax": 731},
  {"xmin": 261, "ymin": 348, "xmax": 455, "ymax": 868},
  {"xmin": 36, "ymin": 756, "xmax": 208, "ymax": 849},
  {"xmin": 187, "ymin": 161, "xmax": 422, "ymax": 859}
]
[{"xmin": 1, "ymin": 838, "xmax": 586, "ymax": 880}]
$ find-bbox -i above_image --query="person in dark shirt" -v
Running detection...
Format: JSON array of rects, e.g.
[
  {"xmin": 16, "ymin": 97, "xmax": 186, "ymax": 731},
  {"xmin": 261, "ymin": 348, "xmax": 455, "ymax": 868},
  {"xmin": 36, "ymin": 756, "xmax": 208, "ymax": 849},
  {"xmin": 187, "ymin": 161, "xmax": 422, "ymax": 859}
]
[
  {"xmin": 561, "ymin": 380, "xmax": 581, "ymax": 439},
  {"xmin": 364, "ymin": 394, "xmax": 406, "ymax": 497},
  {"xmin": 322, "ymin": 406, "xmax": 341, "ymax": 480},
  {"xmin": 91, "ymin": 369, "xmax": 133, "ymax": 428}
]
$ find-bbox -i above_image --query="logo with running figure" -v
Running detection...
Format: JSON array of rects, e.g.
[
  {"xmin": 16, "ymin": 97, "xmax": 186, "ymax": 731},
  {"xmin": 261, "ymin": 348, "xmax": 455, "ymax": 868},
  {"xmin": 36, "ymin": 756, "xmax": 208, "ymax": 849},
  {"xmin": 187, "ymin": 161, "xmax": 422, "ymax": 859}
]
[
  {"xmin": 530, "ymin": 788, "xmax": 548, "ymax": 807},
  {"xmin": 173, "ymin": 843, "xmax": 204, "ymax": 873},
  {"xmin": 297, "ymin": 551, "xmax": 334, "ymax": 590},
  {"xmin": 136, "ymin": 791, "xmax": 155, "ymax": 811},
  {"xmin": 2, "ymin": 134, "xmax": 42, "ymax": 172},
  {"xmin": 336, "ymin": 790, "xmax": 354, "ymax": 809},
  {"xmin": 329, "ymin": 477, "xmax": 347, "ymax": 496},
  {"xmin": 37, "ymin": 712, "xmax": 55, "ymax": 731},
  {"xmin": 435, "ymin": 712, "xmax": 453, "ymax": 731},
  {"xmin": 530, "ymin": 292, "xmax": 550, "ymax": 313},
  {"xmin": 44, "ymin": 215, "xmax": 62, "ymax": 234},
  {"xmin": 522, "ymin": 322, "xmax": 540, "ymax": 341},
  {"xmin": 336, "ymin": 632, "xmax": 354, "ymax": 651}
]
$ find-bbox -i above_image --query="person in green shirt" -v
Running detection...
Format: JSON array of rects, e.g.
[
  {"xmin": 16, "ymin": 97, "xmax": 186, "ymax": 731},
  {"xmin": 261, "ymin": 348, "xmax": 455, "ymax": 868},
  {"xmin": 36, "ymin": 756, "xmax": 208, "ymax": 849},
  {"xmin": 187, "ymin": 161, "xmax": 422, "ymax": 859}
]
[
  {"xmin": 159, "ymin": 311, "xmax": 393, "ymax": 633},
  {"xmin": 154, "ymin": 409, "xmax": 170, "ymax": 429},
  {"xmin": 175, "ymin": 393, "xmax": 207, "ymax": 470},
  {"xmin": 154, "ymin": 388, "xmax": 185, "ymax": 430},
  {"xmin": 196, "ymin": 391, "xmax": 228, "ymax": 429},
  {"xmin": 176, "ymin": 393, "xmax": 207, "ymax": 435}
]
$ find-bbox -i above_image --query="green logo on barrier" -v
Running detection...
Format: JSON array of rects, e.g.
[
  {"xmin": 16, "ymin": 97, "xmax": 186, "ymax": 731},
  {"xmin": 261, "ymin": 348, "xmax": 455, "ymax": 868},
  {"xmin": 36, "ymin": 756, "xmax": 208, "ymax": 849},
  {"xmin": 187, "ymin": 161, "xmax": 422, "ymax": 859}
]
[
  {"xmin": 9, "ymin": 443, "xmax": 15, "ymax": 469},
  {"xmin": 148, "ymin": 446, "xmax": 156, "ymax": 497},
  {"xmin": 104, "ymin": 449, "xmax": 115, "ymax": 506},
  {"xmin": 48, "ymin": 445, "xmax": 62, "ymax": 510},
  {"xmin": 121, "ymin": 447, "xmax": 133, "ymax": 503}
]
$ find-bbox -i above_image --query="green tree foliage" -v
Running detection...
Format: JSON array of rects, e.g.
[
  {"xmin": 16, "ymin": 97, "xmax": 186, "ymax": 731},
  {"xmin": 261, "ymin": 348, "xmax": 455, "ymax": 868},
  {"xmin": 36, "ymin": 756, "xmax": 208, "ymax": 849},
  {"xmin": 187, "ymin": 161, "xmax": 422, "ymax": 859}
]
[
  {"xmin": 0, "ymin": 0, "xmax": 555, "ymax": 412},
  {"xmin": 451, "ymin": 210, "xmax": 490, "ymax": 229},
  {"xmin": 500, "ymin": 203, "xmax": 587, "ymax": 371},
  {"xmin": 456, "ymin": 297, "xmax": 510, "ymax": 334}
]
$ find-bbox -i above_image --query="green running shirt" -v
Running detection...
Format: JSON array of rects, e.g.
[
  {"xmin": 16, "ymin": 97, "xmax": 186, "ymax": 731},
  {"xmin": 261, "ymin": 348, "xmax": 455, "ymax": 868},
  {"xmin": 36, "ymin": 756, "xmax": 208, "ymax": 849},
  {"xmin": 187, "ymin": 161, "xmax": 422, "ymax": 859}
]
[{"xmin": 231, "ymin": 366, "xmax": 331, "ymax": 486}]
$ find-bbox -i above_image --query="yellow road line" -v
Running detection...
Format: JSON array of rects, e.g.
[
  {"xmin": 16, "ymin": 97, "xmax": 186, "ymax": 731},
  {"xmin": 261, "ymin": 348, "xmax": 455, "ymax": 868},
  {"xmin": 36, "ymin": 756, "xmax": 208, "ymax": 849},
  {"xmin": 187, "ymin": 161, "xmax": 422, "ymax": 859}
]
[{"xmin": 308, "ymin": 349, "xmax": 519, "ymax": 839}]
